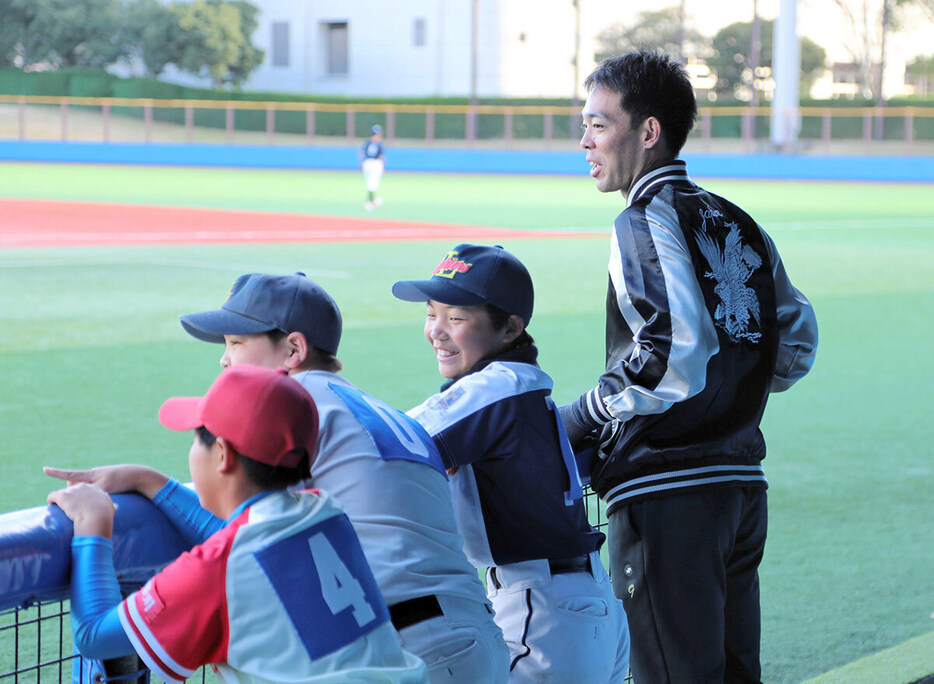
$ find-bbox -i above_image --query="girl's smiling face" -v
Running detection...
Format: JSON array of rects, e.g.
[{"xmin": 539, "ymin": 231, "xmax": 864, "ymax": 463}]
[{"xmin": 424, "ymin": 300, "xmax": 516, "ymax": 381}]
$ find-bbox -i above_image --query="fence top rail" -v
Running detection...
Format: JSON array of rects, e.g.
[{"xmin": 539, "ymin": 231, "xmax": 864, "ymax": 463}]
[
  {"xmin": 0, "ymin": 94, "xmax": 585, "ymax": 115},
  {"xmin": 697, "ymin": 105, "xmax": 934, "ymax": 117},
  {"xmin": 1, "ymin": 94, "xmax": 933, "ymax": 118}
]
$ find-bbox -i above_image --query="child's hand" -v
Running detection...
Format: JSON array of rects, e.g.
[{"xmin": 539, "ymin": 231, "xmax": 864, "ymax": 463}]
[
  {"xmin": 44, "ymin": 465, "xmax": 168, "ymax": 499},
  {"xmin": 47, "ymin": 483, "xmax": 115, "ymax": 538}
]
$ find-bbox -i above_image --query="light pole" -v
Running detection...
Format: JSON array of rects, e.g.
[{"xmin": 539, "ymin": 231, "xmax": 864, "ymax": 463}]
[
  {"xmin": 470, "ymin": 0, "xmax": 479, "ymax": 106},
  {"xmin": 572, "ymin": 0, "xmax": 581, "ymax": 107}
]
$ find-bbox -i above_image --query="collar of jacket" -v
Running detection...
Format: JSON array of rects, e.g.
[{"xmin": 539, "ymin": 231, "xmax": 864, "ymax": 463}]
[{"xmin": 627, "ymin": 159, "xmax": 692, "ymax": 208}]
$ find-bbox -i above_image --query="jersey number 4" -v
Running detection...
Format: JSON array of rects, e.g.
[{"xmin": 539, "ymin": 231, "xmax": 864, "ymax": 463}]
[
  {"xmin": 255, "ymin": 513, "xmax": 390, "ymax": 660},
  {"xmin": 309, "ymin": 531, "xmax": 376, "ymax": 627}
]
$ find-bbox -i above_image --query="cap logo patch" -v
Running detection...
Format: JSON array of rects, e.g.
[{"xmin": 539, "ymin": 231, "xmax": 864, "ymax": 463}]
[
  {"xmin": 225, "ymin": 278, "xmax": 237, "ymax": 302},
  {"xmin": 433, "ymin": 251, "xmax": 472, "ymax": 280}
]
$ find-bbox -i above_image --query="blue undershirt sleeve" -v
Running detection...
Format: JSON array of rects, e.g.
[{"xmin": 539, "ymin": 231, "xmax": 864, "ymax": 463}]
[
  {"xmin": 151, "ymin": 478, "xmax": 224, "ymax": 545},
  {"xmin": 70, "ymin": 536, "xmax": 134, "ymax": 660}
]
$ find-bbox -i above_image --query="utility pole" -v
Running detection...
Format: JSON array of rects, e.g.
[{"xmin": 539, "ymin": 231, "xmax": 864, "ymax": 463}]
[
  {"xmin": 471, "ymin": 0, "xmax": 479, "ymax": 105},
  {"xmin": 875, "ymin": 0, "xmax": 891, "ymax": 140},
  {"xmin": 572, "ymin": 0, "xmax": 581, "ymax": 107},
  {"xmin": 677, "ymin": 0, "xmax": 686, "ymax": 63},
  {"xmin": 750, "ymin": 0, "xmax": 761, "ymax": 105},
  {"xmin": 770, "ymin": 0, "xmax": 801, "ymax": 150}
]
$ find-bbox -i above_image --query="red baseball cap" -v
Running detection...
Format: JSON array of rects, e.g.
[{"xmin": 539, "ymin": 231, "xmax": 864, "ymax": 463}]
[{"xmin": 158, "ymin": 365, "xmax": 318, "ymax": 468}]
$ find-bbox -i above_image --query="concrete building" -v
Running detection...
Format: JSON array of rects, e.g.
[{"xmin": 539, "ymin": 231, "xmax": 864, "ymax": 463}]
[{"xmin": 236, "ymin": 0, "xmax": 589, "ymax": 99}]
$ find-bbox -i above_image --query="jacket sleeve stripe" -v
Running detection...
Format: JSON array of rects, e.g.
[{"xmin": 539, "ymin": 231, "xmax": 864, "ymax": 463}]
[{"xmin": 600, "ymin": 198, "xmax": 719, "ymax": 422}]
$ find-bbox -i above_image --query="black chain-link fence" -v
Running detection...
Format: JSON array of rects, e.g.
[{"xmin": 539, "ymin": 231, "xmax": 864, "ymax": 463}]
[{"xmin": 1, "ymin": 488, "xmax": 618, "ymax": 683}]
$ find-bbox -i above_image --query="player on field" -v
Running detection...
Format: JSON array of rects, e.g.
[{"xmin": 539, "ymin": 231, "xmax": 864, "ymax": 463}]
[
  {"xmin": 360, "ymin": 124, "xmax": 385, "ymax": 210},
  {"xmin": 560, "ymin": 50, "xmax": 819, "ymax": 682},
  {"xmin": 48, "ymin": 272, "xmax": 509, "ymax": 684},
  {"xmin": 46, "ymin": 364, "xmax": 427, "ymax": 682},
  {"xmin": 393, "ymin": 243, "xmax": 630, "ymax": 683}
]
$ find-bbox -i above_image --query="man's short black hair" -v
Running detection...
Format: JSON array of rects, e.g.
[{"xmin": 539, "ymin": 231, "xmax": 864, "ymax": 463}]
[{"xmin": 585, "ymin": 50, "xmax": 697, "ymax": 155}]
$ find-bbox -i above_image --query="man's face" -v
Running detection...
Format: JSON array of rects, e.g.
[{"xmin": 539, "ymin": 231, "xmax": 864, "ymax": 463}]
[{"xmin": 580, "ymin": 86, "xmax": 648, "ymax": 197}]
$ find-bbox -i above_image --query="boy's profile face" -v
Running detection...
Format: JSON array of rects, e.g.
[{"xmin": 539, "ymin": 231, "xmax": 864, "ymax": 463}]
[
  {"xmin": 188, "ymin": 431, "xmax": 221, "ymax": 516},
  {"xmin": 220, "ymin": 333, "xmax": 291, "ymax": 370}
]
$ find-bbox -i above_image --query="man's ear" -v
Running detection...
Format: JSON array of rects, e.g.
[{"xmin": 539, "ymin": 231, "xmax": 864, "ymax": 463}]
[
  {"xmin": 643, "ymin": 116, "xmax": 663, "ymax": 150},
  {"xmin": 283, "ymin": 332, "xmax": 309, "ymax": 370},
  {"xmin": 502, "ymin": 315, "xmax": 526, "ymax": 345}
]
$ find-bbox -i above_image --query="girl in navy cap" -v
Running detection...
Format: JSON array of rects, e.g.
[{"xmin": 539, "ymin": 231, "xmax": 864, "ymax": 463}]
[{"xmin": 394, "ymin": 244, "xmax": 629, "ymax": 684}]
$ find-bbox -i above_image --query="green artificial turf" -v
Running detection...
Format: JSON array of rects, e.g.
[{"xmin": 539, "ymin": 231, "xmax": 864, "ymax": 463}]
[
  {"xmin": 1, "ymin": 162, "xmax": 932, "ymax": 682},
  {"xmin": 801, "ymin": 631, "xmax": 934, "ymax": 684}
]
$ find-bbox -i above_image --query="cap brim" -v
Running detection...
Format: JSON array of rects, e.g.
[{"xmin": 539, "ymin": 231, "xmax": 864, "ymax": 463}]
[
  {"xmin": 158, "ymin": 396, "xmax": 204, "ymax": 432},
  {"xmin": 391, "ymin": 280, "xmax": 486, "ymax": 307},
  {"xmin": 179, "ymin": 309, "xmax": 276, "ymax": 344}
]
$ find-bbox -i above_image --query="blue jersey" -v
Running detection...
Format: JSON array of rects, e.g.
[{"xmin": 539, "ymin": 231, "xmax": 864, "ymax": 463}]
[{"xmin": 408, "ymin": 346, "xmax": 602, "ymax": 567}]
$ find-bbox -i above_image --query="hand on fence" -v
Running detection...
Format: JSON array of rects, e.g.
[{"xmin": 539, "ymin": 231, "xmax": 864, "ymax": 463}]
[
  {"xmin": 43, "ymin": 465, "xmax": 169, "ymax": 500},
  {"xmin": 46, "ymin": 483, "xmax": 115, "ymax": 538}
]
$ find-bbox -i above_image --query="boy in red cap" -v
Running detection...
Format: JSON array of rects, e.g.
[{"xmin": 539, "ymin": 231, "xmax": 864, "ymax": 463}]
[{"xmin": 46, "ymin": 365, "xmax": 427, "ymax": 683}]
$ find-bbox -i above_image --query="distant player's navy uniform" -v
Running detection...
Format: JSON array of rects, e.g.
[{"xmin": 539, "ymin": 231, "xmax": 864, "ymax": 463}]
[
  {"xmin": 71, "ymin": 490, "xmax": 427, "ymax": 683},
  {"xmin": 409, "ymin": 345, "xmax": 630, "ymax": 684},
  {"xmin": 564, "ymin": 159, "xmax": 818, "ymax": 681}
]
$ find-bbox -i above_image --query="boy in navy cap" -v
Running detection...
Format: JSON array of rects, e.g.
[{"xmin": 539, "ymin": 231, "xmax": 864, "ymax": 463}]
[
  {"xmin": 46, "ymin": 365, "xmax": 427, "ymax": 682},
  {"xmin": 395, "ymin": 244, "xmax": 630, "ymax": 683}
]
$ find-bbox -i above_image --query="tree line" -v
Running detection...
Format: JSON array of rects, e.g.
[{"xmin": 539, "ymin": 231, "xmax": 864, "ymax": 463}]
[
  {"xmin": 2, "ymin": 0, "xmax": 931, "ymax": 100},
  {"xmin": 0, "ymin": 0, "xmax": 262, "ymax": 87},
  {"xmin": 596, "ymin": 2, "xmax": 934, "ymax": 102}
]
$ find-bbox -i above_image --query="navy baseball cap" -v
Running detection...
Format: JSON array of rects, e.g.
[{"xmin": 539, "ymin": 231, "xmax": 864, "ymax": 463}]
[
  {"xmin": 179, "ymin": 273, "xmax": 342, "ymax": 355},
  {"xmin": 370, "ymin": 124, "xmax": 383, "ymax": 135},
  {"xmin": 392, "ymin": 244, "xmax": 534, "ymax": 325}
]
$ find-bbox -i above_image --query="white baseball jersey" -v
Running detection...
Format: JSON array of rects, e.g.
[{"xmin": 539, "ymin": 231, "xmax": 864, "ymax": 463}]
[
  {"xmin": 118, "ymin": 489, "xmax": 426, "ymax": 683},
  {"xmin": 292, "ymin": 371, "xmax": 489, "ymax": 607},
  {"xmin": 291, "ymin": 371, "xmax": 510, "ymax": 682}
]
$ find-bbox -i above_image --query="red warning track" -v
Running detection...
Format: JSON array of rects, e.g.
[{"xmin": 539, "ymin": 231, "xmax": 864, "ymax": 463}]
[{"xmin": 1, "ymin": 199, "xmax": 599, "ymax": 248}]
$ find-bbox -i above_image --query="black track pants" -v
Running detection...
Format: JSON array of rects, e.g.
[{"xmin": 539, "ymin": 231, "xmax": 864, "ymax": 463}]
[{"xmin": 607, "ymin": 486, "xmax": 767, "ymax": 684}]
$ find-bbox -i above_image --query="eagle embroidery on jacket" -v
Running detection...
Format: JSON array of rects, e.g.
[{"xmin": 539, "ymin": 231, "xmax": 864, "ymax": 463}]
[{"xmin": 696, "ymin": 223, "xmax": 763, "ymax": 343}]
